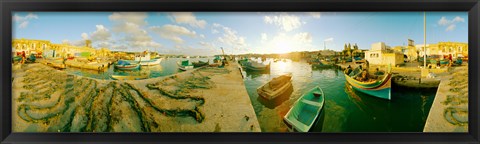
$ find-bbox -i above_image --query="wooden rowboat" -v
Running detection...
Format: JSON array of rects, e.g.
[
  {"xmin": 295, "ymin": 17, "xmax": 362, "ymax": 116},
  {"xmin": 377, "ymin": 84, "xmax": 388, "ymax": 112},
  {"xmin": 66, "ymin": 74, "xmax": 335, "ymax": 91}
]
[
  {"xmin": 283, "ymin": 86, "xmax": 326, "ymax": 132},
  {"xmin": 257, "ymin": 74, "xmax": 293, "ymax": 100},
  {"xmin": 192, "ymin": 60, "xmax": 209, "ymax": 68},
  {"xmin": 344, "ymin": 66, "xmax": 392, "ymax": 100}
]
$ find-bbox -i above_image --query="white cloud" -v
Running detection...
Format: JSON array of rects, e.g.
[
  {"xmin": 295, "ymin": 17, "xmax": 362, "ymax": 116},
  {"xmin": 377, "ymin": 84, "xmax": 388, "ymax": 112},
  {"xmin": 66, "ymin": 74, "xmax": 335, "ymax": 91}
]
[
  {"xmin": 254, "ymin": 32, "xmax": 317, "ymax": 54},
  {"xmin": 13, "ymin": 13, "xmax": 38, "ymax": 29},
  {"xmin": 324, "ymin": 37, "xmax": 334, "ymax": 42},
  {"xmin": 62, "ymin": 39, "xmax": 86, "ymax": 47},
  {"xmin": 212, "ymin": 29, "xmax": 220, "ymax": 34},
  {"xmin": 308, "ymin": 12, "xmax": 321, "ymax": 19},
  {"xmin": 90, "ymin": 25, "xmax": 111, "ymax": 41},
  {"xmin": 200, "ymin": 34, "xmax": 205, "ymax": 38},
  {"xmin": 264, "ymin": 13, "xmax": 302, "ymax": 32},
  {"xmin": 437, "ymin": 16, "xmax": 465, "ymax": 32},
  {"xmin": 108, "ymin": 12, "xmax": 161, "ymax": 51},
  {"xmin": 261, "ymin": 33, "xmax": 268, "ymax": 42},
  {"xmin": 18, "ymin": 21, "xmax": 29, "ymax": 28},
  {"xmin": 446, "ymin": 24, "xmax": 456, "ymax": 32},
  {"xmin": 170, "ymin": 12, "xmax": 207, "ymax": 28},
  {"xmin": 81, "ymin": 33, "xmax": 89, "ymax": 40},
  {"xmin": 150, "ymin": 24, "xmax": 197, "ymax": 44},
  {"xmin": 109, "ymin": 12, "xmax": 148, "ymax": 26},
  {"xmin": 213, "ymin": 23, "xmax": 248, "ymax": 53},
  {"xmin": 293, "ymin": 32, "xmax": 312, "ymax": 43},
  {"xmin": 213, "ymin": 23, "xmax": 221, "ymax": 27}
]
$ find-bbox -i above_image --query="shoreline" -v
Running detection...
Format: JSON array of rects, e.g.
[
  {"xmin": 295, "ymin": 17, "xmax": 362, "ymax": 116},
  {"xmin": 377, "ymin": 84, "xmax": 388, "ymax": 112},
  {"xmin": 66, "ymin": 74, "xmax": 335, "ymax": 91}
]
[{"xmin": 12, "ymin": 62, "xmax": 260, "ymax": 132}]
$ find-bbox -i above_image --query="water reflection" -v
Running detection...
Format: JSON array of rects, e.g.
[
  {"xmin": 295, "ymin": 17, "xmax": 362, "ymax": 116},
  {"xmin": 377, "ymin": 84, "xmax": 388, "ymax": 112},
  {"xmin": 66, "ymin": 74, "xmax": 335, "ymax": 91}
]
[{"xmin": 243, "ymin": 60, "xmax": 437, "ymax": 132}]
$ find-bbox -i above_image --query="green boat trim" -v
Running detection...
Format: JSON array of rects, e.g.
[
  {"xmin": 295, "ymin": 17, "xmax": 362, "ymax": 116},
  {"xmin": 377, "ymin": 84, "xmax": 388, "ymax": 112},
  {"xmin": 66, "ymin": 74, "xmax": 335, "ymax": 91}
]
[
  {"xmin": 283, "ymin": 86, "xmax": 325, "ymax": 132},
  {"xmin": 344, "ymin": 67, "xmax": 392, "ymax": 100}
]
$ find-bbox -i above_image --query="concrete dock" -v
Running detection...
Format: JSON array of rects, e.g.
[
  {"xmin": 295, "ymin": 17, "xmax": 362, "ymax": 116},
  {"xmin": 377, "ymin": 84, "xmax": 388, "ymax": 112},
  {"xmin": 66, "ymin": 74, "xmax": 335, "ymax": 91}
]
[
  {"xmin": 423, "ymin": 64, "xmax": 468, "ymax": 132},
  {"xmin": 12, "ymin": 62, "xmax": 261, "ymax": 132}
]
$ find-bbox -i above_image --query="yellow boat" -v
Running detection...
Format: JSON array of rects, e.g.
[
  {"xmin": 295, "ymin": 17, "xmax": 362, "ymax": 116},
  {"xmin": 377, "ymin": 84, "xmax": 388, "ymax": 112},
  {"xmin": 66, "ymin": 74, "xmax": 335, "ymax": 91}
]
[{"xmin": 111, "ymin": 73, "xmax": 149, "ymax": 80}]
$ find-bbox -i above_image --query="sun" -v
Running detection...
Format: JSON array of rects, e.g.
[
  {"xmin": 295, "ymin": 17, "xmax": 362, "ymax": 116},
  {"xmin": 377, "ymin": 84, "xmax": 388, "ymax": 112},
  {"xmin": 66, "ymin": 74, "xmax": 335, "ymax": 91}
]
[{"xmin": 273, "ymin": 41, "xmax": 292, "ymax": 54}]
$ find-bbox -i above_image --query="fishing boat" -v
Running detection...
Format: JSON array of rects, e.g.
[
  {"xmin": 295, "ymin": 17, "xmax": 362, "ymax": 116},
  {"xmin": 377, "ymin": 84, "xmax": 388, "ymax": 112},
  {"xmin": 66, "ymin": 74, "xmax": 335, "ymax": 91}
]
[
  {"xmin": 440, "ymin": 59, "xmax": 449, "ymax": 65},
  {"xmin": 114, "ymin": 60, "xmax": 141, "ymax": 70},
  {"xmin": 111, "ymin": 73, "xmax": 149, "ymax": 80},
  {"xmin": 177, "ymin": 60, "xmax": 194, "ymax": 71},
  {"xmin": 237, "ymin": 58, "xmax": 249, "ymax": 67},
  {"xmin": 245, "ymin": 61, "xmax": 270, "ymax": 71},
  {"xmin": 192, "ymin": 60, "xmax": 209, "ymax": 68},
  {"xmin": 133, "ymin": 58, "xmax": 162, "ymax": 66},
  {"xmin": 283, "ymin": 86, "xmax": 326, "ymax": 132},
  {"xmin": 344, "ymin": 66, "xmax": 392, "ymax": 100},
  {"xmin": 257, "ymin": 74, "xmax": 293, "ymax": 100},
  {"xmin": 130, "ymin": 51, "xmax": 162, "ymax": 66}
]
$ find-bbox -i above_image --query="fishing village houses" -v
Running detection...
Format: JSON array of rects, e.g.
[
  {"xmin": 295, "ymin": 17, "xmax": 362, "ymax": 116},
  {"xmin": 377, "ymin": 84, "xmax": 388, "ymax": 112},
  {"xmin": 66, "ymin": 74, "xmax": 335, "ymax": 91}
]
[{"xmin": 12, "ymin": 39, "xmax": 112, "ymax": 59}]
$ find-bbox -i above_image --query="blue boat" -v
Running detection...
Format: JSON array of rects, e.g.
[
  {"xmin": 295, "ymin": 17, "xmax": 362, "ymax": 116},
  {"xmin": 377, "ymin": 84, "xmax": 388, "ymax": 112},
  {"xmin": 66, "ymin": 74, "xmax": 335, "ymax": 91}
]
[
  {"xmin": 344, "ymin": 66, "xmax": 392, "ymax": 100},
  {"xmin": 114, "ymin": 60, "xmax": 140, "ymax": 70},
  {"xmin": 283, "ymin": 86, "xmax": 326, "ymax": 132}
]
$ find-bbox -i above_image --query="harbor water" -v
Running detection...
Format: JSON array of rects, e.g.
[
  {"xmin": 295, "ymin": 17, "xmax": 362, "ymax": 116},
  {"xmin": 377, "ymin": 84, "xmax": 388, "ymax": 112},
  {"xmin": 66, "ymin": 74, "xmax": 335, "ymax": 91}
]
[
  {"xmin": 64, "ymin": 58, "xmax": 210, "ymax": 80},
  {"xmin": 64, "ymin": 57, "xmax": 436, "ymax": 132},
  {"xmin": 242, "ymin": 59, "xmax": 437, "ymax": 132}
]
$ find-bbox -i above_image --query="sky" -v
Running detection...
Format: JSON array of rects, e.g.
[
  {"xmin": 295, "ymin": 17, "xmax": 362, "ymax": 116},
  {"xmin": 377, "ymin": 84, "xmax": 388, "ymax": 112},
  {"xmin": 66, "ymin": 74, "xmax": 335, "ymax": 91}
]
[{"xmin": 12, "ymin": 12, "xmax": 468, "ymax": 56}]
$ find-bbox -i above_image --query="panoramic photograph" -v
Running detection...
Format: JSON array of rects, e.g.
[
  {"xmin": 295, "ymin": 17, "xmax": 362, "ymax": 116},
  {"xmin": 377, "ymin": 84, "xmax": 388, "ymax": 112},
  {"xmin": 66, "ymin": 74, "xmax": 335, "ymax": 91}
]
[{"xmin": 11, "ymin": 12, "xmax": 468, "ymax": 132}]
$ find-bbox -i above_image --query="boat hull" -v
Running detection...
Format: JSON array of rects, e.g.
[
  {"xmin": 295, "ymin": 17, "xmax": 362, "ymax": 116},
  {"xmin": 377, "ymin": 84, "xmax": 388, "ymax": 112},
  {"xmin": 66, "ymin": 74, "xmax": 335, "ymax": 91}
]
[
  {"xmin": 257, "ymin": 74, "xmax": 293, "ymax": 100},
  {"xmin": 193, "ymin": 60, "xmax": 209, "ymax": 68},
  {"xmin": 130, "ymin": 58, "xmax": 162, "ymax": 66},
  {"xmin": 283, "ymin": 86, "xmax": 325, "ymax": 132},
  {"xmin": 114, "ymin": 64, "xmax": 140, "ymax": 70},
  {"xmin": 111, "ymin": 74, "xmax": 148, "ymax": 80},
  {"xmin": 344, "ymin": 73, "xmax": 392, "ymax": 100},
  {"xmin": 258, "ymin": 82, "xmax": 293, "ymax": 100},
  {"xmin": 245, "ymin": 62, "xmax": 270, "ymax": 71},
  {"xmin": 178, "ymin": 66, "xmax": 194, "ymax": 71},
  {"xmin": 177, "ymin": 61, "xmax": 194, "ymax": 71}
]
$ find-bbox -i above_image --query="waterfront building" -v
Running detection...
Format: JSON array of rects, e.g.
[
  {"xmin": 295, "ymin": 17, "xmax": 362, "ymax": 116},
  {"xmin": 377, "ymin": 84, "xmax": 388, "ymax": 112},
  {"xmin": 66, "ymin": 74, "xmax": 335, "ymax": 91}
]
[
  {"xmin": 342, "ymin": 43, "xmax": 365, "ymax": 58},
  {"xmin": 12, "ymin": 39, "xmax": 109, "ymax": 58},
  {"xmin": 415, "ymin": 42, "xmax": 468, "ymax": 59},
  {"xmin": 365, "ymin": 42, "xmax": 404, "ymax": 66}
]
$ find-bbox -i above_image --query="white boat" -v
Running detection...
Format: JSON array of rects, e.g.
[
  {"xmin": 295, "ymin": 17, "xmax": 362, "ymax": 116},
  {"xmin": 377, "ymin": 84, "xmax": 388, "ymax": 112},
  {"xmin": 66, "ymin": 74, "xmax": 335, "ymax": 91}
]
[{"xmin": 132, "ymin": 51, "xmax": 162, "ymax": 66}]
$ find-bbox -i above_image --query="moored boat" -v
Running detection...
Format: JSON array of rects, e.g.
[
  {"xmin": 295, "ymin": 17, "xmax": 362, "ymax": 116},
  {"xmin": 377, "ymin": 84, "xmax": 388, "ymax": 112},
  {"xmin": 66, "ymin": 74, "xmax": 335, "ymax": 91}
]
[
  {"xmin": 344, "ymin": 66, "xmax": 392, "ymax": 100},
  {"xmin": 257, "ymin": 74, "xmax": 293, "ymax": 100},
  {"xmin": 133, "ymin": 58, "xmax": 162, "ymax": 66},
  {"xmin": 245, "ymin": 61, "xmax": 270, "ymax": 71},
  {"xmin": 131, "ymin": 51, "xmax": 162, "ymax": 66},
  {"xmin": 283, "ymin": 86, "xmax": 326, "ymax": 132},
  {"xmin": 192, "ymin": 60, "xmax": 209, "ymax": 68},
  {"xmin": 111, "ymin": 73, "xmax": 149, "ymax": 80},
  {"xmin": 177, "ymin": 60, "xmax": 194, "ymax": 71},
  {"xmin": 114, "ymin": 60, "xmax": 140, "ymax": 70}
]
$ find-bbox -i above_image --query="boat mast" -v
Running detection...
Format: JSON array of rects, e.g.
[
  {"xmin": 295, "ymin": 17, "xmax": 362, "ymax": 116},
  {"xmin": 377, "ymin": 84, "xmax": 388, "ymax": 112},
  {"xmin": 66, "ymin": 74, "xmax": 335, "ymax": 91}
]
[
  {"xmin": 423, "ymin": 12, "xmax": 426, "ymax": 68},
  {"xmin": 324, "ymin": 41, "xmax": 326, "ymax": 50}
]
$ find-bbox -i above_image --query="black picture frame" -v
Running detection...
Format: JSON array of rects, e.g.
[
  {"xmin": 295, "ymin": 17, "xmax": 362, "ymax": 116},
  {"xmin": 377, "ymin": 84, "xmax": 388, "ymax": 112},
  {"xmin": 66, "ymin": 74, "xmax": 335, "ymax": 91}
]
[{"xmin": 1, "ymin": 0, "xmax": 479, "ymax": 144}]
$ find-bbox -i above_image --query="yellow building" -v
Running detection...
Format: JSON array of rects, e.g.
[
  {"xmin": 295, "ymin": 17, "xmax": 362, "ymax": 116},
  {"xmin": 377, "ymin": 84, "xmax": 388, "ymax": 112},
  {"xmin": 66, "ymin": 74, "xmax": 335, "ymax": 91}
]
[
  {"xmin": 416, "ymin": 42, "xmax": 468, "ymax": 58},
  {"xmin": 12, "ymin": 39, "xmax": 109, "ymax": 58}
]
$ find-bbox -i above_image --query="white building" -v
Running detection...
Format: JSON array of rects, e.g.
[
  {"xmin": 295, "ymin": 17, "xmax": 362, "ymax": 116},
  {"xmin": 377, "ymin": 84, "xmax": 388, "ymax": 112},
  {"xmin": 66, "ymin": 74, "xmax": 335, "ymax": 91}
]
[{"xmin": 365, "ymin": 42, "xmax": 404, "ymax": 66}]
